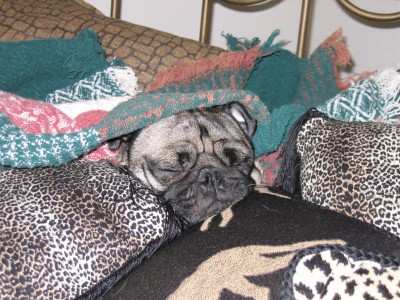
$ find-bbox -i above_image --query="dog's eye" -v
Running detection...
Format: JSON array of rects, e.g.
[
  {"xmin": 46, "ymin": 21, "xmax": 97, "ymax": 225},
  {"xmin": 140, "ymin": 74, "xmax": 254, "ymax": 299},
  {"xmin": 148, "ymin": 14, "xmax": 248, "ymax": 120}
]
[
  {"xmin": 178, "ymin": 152, "xmax": 191, "ymax": 168},
  {"xmin": 223, "ymin": 148, "xmax": 237, "ymax": 165}
]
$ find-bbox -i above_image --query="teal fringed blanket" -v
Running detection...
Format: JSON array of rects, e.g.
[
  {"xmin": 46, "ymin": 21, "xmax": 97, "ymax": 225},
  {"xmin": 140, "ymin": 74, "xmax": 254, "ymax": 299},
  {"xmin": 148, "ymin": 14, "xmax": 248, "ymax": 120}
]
[
  {"xmin": 151, "ymin": 29, "xmax": 351, "ymax": 112},
  {"xmin": 0, "ymin": 30, "xmax": 115, "ymax": 101},
  {"xmin": 0, "ymin": 29, "xmax": 373, "ymax": 170},
  {"xmin": 0, "ymin": 30, "xmax": 307, "ymax": 168},
  {"xmin": 0, "ymin": 89, "xmax": 273, "ymax": 168}
]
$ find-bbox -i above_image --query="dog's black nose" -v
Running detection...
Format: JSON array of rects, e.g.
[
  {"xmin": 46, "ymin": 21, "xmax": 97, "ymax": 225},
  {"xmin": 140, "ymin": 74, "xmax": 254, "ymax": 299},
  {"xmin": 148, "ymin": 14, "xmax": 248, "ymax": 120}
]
[{"xmin": 197, "ymin": 168, "xmax": 222, "ymax": 189}]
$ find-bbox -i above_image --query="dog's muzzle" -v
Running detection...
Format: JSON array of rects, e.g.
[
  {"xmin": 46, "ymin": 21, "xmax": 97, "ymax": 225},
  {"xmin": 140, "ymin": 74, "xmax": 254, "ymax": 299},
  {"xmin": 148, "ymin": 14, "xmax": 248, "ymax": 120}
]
[{"xmin": 163, "ymin": 167, "xmax": 254, "ymax": 225}]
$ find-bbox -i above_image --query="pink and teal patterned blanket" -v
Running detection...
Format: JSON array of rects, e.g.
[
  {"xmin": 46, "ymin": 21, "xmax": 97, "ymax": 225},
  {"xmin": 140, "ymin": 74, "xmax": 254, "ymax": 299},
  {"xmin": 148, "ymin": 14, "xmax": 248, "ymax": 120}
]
[
  {"xmin": 0, "ymin": 30, "xmax": 303, "ymax": 169},
  {"xmin": 4, "ymin": 28, "xmax": 389, "ymax": 176},
  {"xmin": 0, "ymin": 89, "xmax": 274, "ymax": 168}
]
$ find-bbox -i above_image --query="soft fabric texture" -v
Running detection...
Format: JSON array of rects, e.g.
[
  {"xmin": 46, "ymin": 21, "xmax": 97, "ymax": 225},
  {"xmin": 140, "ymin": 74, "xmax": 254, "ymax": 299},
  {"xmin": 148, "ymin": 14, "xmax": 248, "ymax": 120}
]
[
  {"xmin": 0, "ymin": 29, "xmax": 279, "ymax": 167},
  {"xmin": 150, "ymin": 29, "xmax": 350, "ymax": 112},
  {"xmin": 319, "ymin": 68, "xmax": 400, "ymax": 123},
  {"xmin": 0, "ymin": 28, "xmax": 354, "ymax": 172},
  {"xmin": 0, "ymin": 159, "xmax": 182, "ymax": 299},
  {"xmin": 0, "ymin": 0, "xmax": 224, "ymax": 91},
  {"xmin": 0, "ymin": 30, "xmax": 113, "ymax": 101},
  {"xmin": 283, "ymin": 245, "xmax": 400, "ymax": 300},
  {"xmin": 46, "ymin": 65, "xmax": 140, "ymax": 104},
  {"xmin": 0, "ymin": 89, "xmax": 269, "ymax": 168},
  {"xmin": 245, "ymin": 29, "xmax": 351, "ymax": 111},
  {"xmin": 275, "ymin": 109, "xmax": 400, "ymax": 238},
  {"xmin": 101, "ymin": 191, "xmax": 400, "ymax": 300}
]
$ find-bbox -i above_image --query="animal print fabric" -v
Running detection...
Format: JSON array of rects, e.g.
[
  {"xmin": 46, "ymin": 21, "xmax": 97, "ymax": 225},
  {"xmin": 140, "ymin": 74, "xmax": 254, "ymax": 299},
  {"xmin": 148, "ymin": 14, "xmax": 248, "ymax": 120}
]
[
  {"xmin": 0, "ymin": 0, "xmax": 223, "ymax": 91},
  {"xmin": 283, "ymin": 245, "xmax": 400, "ymax": 300},
  {"xmin": 0, "ymin": 160, "xmax": 173, "ymax": 299},
  {"xmin": 296, "ymin": 113, "xmax": 400, "ymax": 238}
]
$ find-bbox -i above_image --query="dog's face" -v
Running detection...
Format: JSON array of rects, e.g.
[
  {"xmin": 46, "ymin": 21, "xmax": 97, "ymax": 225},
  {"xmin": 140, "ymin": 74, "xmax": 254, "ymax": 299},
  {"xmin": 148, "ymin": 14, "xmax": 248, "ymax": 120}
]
[{"xmin": 123, "ymin": 102, "xmax": 257, "ymax": 225}]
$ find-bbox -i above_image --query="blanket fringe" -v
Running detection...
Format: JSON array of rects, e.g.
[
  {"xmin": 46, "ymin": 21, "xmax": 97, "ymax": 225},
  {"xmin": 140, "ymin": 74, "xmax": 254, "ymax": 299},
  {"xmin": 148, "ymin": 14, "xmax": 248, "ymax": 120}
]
[
  {"xmin": 321, "ymin": 28, "xmax": 353, "ymax": 91},
  {"xmin": 149, "ymin": 46, "xmax": 261, "ymax": 91},
  {"xmin": 223, "ymin": 29, "xmax": 289, "ymax": 54},
  {"xmin": 321, "ymin": 28, "xmax": 377, "ymax": 91},
  {"xmin": 65, "ymin": 30, "xmax": 108, "ymax": 80},
  {"xmin": 149, "ymin": 30, "xmax": 289, "ymax": 91}
]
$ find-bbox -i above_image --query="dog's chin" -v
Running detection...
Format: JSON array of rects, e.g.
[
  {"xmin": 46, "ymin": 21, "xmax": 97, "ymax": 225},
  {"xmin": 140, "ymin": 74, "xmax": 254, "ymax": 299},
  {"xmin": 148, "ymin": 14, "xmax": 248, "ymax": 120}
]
[{"xmin": 162, "ymin": 176, "xmax": 254, "ymax": 225}]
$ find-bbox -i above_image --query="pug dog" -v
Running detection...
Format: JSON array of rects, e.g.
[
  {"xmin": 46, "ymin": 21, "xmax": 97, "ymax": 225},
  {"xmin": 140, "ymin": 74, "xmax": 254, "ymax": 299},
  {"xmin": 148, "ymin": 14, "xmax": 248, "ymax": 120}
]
[{"xmin": 117, "ymin": 101, "xmax": 257, "ymax": 225}]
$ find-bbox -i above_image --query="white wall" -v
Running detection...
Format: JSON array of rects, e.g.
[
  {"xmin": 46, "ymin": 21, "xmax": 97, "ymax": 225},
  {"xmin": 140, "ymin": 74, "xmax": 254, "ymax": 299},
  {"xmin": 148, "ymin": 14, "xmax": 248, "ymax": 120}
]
[{"xmin": 86, "ymin": 0, "xmax": 400, "ymax": 75}]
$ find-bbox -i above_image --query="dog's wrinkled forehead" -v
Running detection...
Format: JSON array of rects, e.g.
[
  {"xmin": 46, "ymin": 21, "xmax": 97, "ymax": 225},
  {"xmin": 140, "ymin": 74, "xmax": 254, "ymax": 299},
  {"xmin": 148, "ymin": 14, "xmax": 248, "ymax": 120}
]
[
  {"xmin": 130, "ymin": 101, "xmax": 256, "ymax": 146},
  {"xmin": 170, "ymin": 109, "xmax": 248, "ymax": 141}
]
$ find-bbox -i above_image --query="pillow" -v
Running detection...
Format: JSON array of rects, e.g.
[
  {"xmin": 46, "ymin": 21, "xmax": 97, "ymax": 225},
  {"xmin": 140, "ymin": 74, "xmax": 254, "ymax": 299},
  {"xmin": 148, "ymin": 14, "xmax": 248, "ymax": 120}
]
[
  {"xmin": 0, "ymin": 159, "xmax": 181, "ymax": 299},
  {"xmin": 283, "ymin": 244, "xmax": 400, "ymax": 300},
  {"xmin": 275, "ymin": 109, "xmax": 400, "ymax": 239}
]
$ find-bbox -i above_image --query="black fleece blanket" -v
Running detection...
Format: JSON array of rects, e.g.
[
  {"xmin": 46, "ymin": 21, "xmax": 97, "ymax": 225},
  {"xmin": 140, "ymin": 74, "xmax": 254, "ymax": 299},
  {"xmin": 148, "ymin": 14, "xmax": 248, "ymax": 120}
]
[{"xmin": 101, "ymin": 191, "xmax": 400, "ymax": 299}]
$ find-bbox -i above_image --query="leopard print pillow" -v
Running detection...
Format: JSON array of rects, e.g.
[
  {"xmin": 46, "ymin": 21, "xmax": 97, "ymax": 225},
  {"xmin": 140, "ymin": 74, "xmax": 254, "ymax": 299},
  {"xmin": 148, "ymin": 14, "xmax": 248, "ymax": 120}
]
[
  {"xmin": 295, "ymin": 110, "xmax": 400, "ymax": 238},
  {"xmin": 274, "ymin": 109, "xmax": 400, "ymax": 238},
  {"xmin": 283, "ymin": 244, "xmax": 400, "ymax": 300},
  {"xmin": 0, "ymin": 160, "xmax": 180, "ymax": 299}
]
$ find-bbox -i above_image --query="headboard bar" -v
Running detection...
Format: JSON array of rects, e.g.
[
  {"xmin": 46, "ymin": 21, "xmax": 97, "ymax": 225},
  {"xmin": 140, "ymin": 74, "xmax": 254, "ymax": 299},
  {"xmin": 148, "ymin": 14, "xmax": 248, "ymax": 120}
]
[
  {"xmin": 111, "ymin": 0, "xmax": 121, "ymax": 19},
  {"xmin": 337, "ymin": 0, "xmax": 400, "ymax": 22},
  {"xmin": 200, "ymin": 0, "xmax": 313, "ymax": 58},
  {"xmin": 297, "ymin": 0, "xmax": 312, "ymax": 58},
  {"xmin": 110, "ymin": 0, "xmax": 398, "ymax": 60}
]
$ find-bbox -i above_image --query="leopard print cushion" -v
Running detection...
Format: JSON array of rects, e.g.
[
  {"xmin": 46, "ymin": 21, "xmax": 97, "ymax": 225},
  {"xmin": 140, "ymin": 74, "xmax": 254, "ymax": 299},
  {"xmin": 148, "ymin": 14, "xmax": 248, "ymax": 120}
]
[
  {"xmin": 0, "ymin": 160, "xmax": 179, "ymax": 299},
  {"xmin": 296, "ymin": 112, "xmax": 400, "ymax": 238},
  {"xmin": 283, "ymin": 244, "xmax": 400, "ymax": 300},
  {"xmin": 0, "ymin": 0, "xmax": 223, "ymax": 91}
]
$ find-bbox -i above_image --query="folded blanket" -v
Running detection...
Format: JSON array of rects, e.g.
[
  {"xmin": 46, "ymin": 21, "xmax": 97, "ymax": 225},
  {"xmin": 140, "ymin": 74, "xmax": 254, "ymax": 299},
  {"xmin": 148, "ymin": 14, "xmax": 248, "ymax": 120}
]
[
  {"xmin": 0, "ymin": 89, "xmax": 272, "ymax": 168},
  {"xmin": 0, "ymin": 30, "xmax": 311, "ymax": 168}
]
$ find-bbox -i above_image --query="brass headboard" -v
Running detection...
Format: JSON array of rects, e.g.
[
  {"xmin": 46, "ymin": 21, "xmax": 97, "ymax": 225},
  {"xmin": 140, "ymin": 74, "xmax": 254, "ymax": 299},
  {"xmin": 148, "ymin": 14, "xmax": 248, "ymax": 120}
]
[
  {"xmin": 199, "ymin": 0, "xmax": 400, "ymax": 58},
  {"xmin": 111, "ymin": 0, "xmax": 121, "ymax": 19},
  {"xmin": 337, "ymin": 0, "xmax": 400, "ymax": 22},
  {"xmin": 199, "ymin": 0, "xmax": 313, "ymax": 58},
  {"xmin": 109, "ymin": 0, "xmax": 400, "ymax": 58}
]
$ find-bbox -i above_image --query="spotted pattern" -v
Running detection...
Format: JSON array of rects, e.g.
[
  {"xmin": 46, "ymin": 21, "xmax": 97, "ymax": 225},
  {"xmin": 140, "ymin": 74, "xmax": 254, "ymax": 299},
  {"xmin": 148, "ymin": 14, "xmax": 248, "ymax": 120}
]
[
  {"xmin": 0, "ymin": 160, "xmax": 169, "ymax": 299},
  {"xmin": 297, "ymin": 116, "xmax": 400, "ymax": 238},
  {"xmin": 0, "ymin": 0, "xmax": 223, "ymax": 91},
  {"xmin": 288, "ymin": 246, "xmax": 400, "ymax": 300}
]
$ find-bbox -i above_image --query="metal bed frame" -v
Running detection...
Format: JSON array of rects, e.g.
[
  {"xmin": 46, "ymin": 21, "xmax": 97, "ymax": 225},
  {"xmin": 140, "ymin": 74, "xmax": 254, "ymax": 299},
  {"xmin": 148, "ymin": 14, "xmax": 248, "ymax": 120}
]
[{"xmin": 109, "ymin": 0, "xmax": 400, "ymax": 58}]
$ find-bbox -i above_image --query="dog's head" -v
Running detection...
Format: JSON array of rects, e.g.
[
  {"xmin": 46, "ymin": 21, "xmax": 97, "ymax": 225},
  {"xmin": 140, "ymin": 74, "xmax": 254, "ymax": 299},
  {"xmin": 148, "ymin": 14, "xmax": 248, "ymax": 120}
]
[{"xmin": 121, "ymin": 102, "xmax": 257, "ymax": 225}]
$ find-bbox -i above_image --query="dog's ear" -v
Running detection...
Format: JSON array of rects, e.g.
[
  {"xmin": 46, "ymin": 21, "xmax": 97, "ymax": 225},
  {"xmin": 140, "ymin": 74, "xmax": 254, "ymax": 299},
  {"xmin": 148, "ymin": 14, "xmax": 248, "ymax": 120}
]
[{"xmin": 223, "ymin": 101, "xmax": 257, "ymax": 137}]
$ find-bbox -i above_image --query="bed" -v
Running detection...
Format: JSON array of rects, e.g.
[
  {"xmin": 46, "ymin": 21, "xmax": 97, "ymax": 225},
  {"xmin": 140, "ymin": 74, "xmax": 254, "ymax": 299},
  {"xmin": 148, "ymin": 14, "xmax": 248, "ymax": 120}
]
[{"xmin": 1, "ymin": 1, "xmax": 400, "ymax": 299}]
